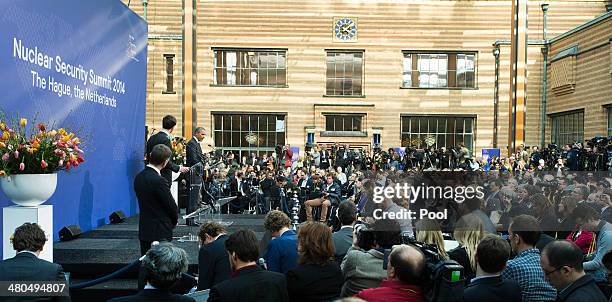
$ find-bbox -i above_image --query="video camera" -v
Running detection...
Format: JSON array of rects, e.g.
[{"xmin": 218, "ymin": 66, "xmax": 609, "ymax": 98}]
[{"xmin": 402, "ymin": 238, "xmax": 466, "ymax": 302}]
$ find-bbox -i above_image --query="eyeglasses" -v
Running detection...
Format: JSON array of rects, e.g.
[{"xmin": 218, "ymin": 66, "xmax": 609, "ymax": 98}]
[{"xmin": 543, "ymin": 266, "xmax": 567, "ymax": 276}]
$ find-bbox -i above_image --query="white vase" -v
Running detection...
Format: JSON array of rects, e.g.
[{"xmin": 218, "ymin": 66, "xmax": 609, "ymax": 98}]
[{"xmin": 0, "ymin": 174, "xmax": 57, "ymax": 207}]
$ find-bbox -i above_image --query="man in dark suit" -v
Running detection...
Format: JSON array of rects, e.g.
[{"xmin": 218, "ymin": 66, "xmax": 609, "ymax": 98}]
[
  {"xmin": 0, "ymin": 223, "xmax": 70, "ymax": 302},
  {"xmin": 320, "ymin": 145, "xmax": 331, "ymax": 170},
  {"xmin": 229, "ymin": 172, "xmax": 250, "ymax": 214},
  {"xmin": 333, "ymin": 202, "xmax": 357, "ymax": 265},
  {"xmin": 463, "ymin": 234, "xmax": 521, "ymax": 302},
  {"xmin": 146, "ymin": 115, "xmax": 189, "ymax": 186},
  {"xmin": 185, "ymin": 127, "xmax": 206, "ymax": 226},
  {"xmin": 135, "ymin": 144, "xmax": 179, "ymax": 256},
  {"xmin": 208, "ymin": 229, "xmax": 289, "ymax": 302},
  {"xmin": 109, "ymin": 243, "xmax": 195, "ymax": 302},
  {"xmin": 197, "ymin": 222, "xmax": 231, "ymax": 291},
  {"xmin": 540, "ymin": 240, "xmax": 607, "ymax": 302}
]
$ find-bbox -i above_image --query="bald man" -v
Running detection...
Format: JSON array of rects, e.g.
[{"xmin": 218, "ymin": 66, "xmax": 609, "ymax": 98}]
[{"xmin": 355, "ymin": 244, "xmax": 426, "ymax": 302}]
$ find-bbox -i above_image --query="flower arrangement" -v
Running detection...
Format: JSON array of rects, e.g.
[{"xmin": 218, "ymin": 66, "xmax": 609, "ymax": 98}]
[
  {"xmin": 171, "ymin": 136, "xmax": 185, "ymax": 165},
  {"xmin": 0, "ymin": 114, "xmax": 84, "ymax": 177}
]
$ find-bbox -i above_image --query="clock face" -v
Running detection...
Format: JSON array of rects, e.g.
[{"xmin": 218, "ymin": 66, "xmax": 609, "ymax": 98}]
[{"xmin": 334, "ymin": 18, "xmax": 357, "ymax": 42}]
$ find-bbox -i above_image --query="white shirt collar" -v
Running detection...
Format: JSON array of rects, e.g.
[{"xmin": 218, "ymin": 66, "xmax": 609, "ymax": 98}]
[
  {"xmin": 147, "ymin": 164, "xmax": 161, "ymax": 175},
  {"xmin": 17, "ymin": 250, "xmax": 38, "ymax": 257},
  {"xmin": 160, "ymin": 129, "xmax": 172, "ymax": 139}
]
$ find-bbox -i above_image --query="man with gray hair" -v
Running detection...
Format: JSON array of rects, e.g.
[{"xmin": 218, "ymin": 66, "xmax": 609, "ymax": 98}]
[{"xmin": 109, "ymin": 242, "xmax": 195, "ymax": 301}]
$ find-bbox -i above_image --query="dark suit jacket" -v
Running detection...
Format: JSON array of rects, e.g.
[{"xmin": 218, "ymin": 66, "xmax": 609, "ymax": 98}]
[
  {"xmin": 146, "ymin": 131, "xmax": 181, "ymax": 184},
  {"xmin": 134, "ymin": 167, "xmax": 178, "ymax": 242},
  {"xmin": 230, "ymin": 178, "xmax": 249, "ymax": 197},
  {"xmin": 0, "ymin": 252, "xmax": 70, "ymax": 302},
  {"xmin": 332, "ymin": 227, "xmax": 353, "ymax": 265},
  {"xmin": 207, "ymin": 265, "xmax": 289, "ymax": 302},
  {"xmin": 462, "ymin": 275, "xmax": 521, "ymax": 302},
  {"xmin": 108, "ymin": 289, "xmax": 195, "ymax": 302},
  {"xmin": 286, "ymin": 262, "xmax": 343, "ymax": 302},
  {"xmin": 197, "ymin": 235, "xmax": 231, "ymax": 291},
  {"xmin": 323, "ymin": 182, "xmax": 342, "ymax": 205},
  {"xmin": 556, "ymin": 274, "xmax": 607, "ymax": 302},
  {"xmin": 186, "ymin": 138, "xmax": 204, "ymax": 167}
]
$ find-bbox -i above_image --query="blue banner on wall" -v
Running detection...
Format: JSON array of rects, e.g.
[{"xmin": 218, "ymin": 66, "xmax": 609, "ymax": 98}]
[{"xmin": 0, "ymin": 0, "xmax": 147, "ymax": 254}]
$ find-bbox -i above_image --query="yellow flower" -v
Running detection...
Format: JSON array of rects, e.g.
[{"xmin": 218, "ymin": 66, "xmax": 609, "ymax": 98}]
[
  {"xmin": 1, "ymin": 131, "xmax": 8, "ymax": 141},
  {"xmin": 72, "ymin": 137, "xmax": 80, "ymax": 144},
  {"xmin": 0, "ymin": 170, "xmax": 5, "ymax": 177},
  {"xmin": 20, "ymin": 118, "xmax": 27, "ymax": 127},
  {"xmin": 62, "ymin": 135, "xmax": 70, "ymax": 142},
  {"xmin": 0, "ymin": 142, "xmax": 5, "ymax": 149},
  {"xmin": 58, "ymin": 128, "xmax": 67, "ymax": 136},
  {"xmin": 0, "ymin": 123, "xmax": 5, "ymax": 131},
  {"xmin": 48, "ymin": 130, "xmax": 57, "ymax": 137}
]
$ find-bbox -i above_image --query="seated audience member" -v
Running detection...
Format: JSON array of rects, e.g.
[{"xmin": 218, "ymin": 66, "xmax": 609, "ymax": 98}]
[
  {"xmin": 333, "ymin": 201, "xmax": 358, "ymax": 264},
  {"xmin": 286, "ymin": 222, "xmax": 344, "ymax": 301},
  {"xmin": 414, "ymin": 218, "xmax": 448, "ymax": 259},
  {"xmin": 110, "ymin": 242, "xmax": 194, "ymax": 302},
  {"xmin": 463, "ymin": 234, "xmax": 521, "ymax": 302},
  {"xmin": 572, "ymin": 203, "xmax": 612, "ymax": 282},
  {"xmin": 449, "ymin": 214, "xmax": 484, "ymax": 281},
  {"xmin": 502, "ymin": 214, "xmax": 557, "ymax": 302},
  {"xmin": 540, "ymin": 240, "xmax": 607, "ymax": 302},
  {"xmin": 341, "ymin": 219, "xmax": 402, "ymax": 297},
  {"xmin": 355, "ymin": 244, "xmax": 426, "ymax": 302},
  {"xmin": 263, "ymin": 210, "xmax": 298, "ymax": 274},
  {"xmin": 196, "ymin": 221, "xmax": 231, "ymax": 291},
  {"xmin": 0, "ymin": 223, "xmax": 70, "ymax": 302},
  {"xmin": 208, "ymin": 230, "xmax": 289, "ymax": 302}
]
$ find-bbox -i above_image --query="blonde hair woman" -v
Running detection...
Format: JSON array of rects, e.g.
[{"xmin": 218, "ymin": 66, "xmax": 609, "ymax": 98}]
[
  {"xmin": 415, "ymin": 218, "xmax": 448, "ymax": 259},
  {"xmin": 449, "ymin": 213, "xmax": 484, "ymax": 281}
]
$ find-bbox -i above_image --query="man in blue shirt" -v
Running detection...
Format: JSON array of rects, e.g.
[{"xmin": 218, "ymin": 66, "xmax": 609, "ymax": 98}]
[
  {"xmin": 502, "ymin": 215, "xmax": 556, "ymax": 302},
  {"xmin": 263, "ymin": 210, "xmax": 298, "ymax": 274}
]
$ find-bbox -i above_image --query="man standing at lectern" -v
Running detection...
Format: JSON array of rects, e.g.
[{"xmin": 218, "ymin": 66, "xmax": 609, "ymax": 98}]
[
  {"xmin": 185, "ymin": 127, "xmax": 206, "ymax": 226},
  {"xmin": 146, "ymin": 115, "xmax": 189, "ymax": 186},
  {"xmin": 135, "ymin": 144, "xmax": 179, "ymax": 256}
]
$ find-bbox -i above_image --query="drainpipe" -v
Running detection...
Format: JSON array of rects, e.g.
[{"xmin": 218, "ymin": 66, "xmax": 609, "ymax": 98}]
[
  {"xmin": 540, "ymin": 3, "xmax": 549, "ymax": 148},
  {"xmin": 493, "ymin": 45, "xmax": 500, "ymax": 148},
  {"xmin": 142, "ymin": 0, "xmax": 148, "ymax": 20}
]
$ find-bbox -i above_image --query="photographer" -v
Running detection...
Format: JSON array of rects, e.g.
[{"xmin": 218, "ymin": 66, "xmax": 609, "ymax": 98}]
[
  {"xmin": 355, "ymin": 244, "xmax": 426, "ymax": 302},
  {"xmin": 340, "ymin": 219, "xmax": 402, "ymax": 297}
]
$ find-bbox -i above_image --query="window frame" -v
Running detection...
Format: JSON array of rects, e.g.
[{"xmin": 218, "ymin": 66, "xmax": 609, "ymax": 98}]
[
  {"xmin": 550, "ymin": 109, "xmax": 584, "ymax": 146},
  {"xmin": 211, "ymin": 112, "xmax": 287, "ymax": 157},
  {"xmin": 324, "ymin": 50, "xmax": 365, "ymax": 97},
  {"xmin": 212, "ymin": 48, "xmax": 288, "ymax": 88},
  {"xmin": 401, "ymin": 50, "xmax": 478, "ymax": 90},
  {"xmin": 400, "ymin": 114, "xmax": 476, "ymax": 152}
]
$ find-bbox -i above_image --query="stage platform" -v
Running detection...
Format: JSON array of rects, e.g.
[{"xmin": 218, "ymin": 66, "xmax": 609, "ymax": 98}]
[{"xmin": 56, "ymin": 214, "xmax": 266, "ymax": 301}]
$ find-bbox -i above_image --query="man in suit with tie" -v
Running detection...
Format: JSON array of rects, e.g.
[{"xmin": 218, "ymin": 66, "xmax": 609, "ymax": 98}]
[
  {"xmin": 0, "ymin": 223, "xmax": 71, "ymax": 302},
  {"xmin": 135, "ymin": 144, "xmax": 179, "ymax": 256},
  {"xmin": 146, "ymin": 115, "xmax": 189, "ymax": 186},
  {"xmin": 208, "ymin": 230, "xmax": 289, "ymax": 302},
  {"xmin": 333, "ymin": 202, "xmax": 357, "ymax": 265},
  {"xmin": 185, "ymin": 127, "xmax": 206, "ymax": 226}
]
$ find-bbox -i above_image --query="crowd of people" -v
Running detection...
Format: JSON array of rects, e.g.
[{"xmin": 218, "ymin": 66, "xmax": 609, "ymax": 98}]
[{"xmin": 3, "ymin": 115, "xmax": 612, "ymax": 302}]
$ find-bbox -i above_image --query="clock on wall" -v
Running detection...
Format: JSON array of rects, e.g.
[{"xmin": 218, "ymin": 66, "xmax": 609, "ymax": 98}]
[{"xmin": 333, "ymin": 17, "xmax": 358, "ymax": 42}]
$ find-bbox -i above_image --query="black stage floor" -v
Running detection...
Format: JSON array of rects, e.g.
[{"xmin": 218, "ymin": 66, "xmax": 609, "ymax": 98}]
[{"xmin": 56, "ymin": 214, "xmax": 266, "ymax": 302}]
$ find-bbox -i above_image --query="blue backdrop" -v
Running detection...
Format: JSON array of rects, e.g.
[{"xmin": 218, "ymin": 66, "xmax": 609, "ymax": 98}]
[{"xmin": 0, "ymin": 0, "xmax": 147, "ymax": 257}]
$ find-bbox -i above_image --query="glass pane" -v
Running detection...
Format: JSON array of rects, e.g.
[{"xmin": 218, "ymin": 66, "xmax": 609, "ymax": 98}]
[
  {"xmin": 214, "ymin": 131, "xmax": 222, "ymax": 146},
  {"xmin": 222, "ymin": 131, "xmax": 231, "ymax": 147},
  {"xmin": 402, "ymin": 118, "xmax": 409, "ymax": 133},
  {"xmin": 437, "ymin": 118, "xmax": 446, "ymax": 133},
  {"xmin": 326, "ymin": 116, "xmax": 334, "ymax": 131},
  {"xmin": 214, "ymin": 115, "xmax": 222, "ymax": 130},
  {"xmin": 465, "ymin": 119, "xmax": 473, "ymax": 133},
  {"xmin": 456, "ymin": 118, "xmax": 464, "ymax": 133},
  {"xmin": 410, "ymin": 118, "xmax": 418, "ymax": 133},
  {"xmin": 241, "ymin": 115, "xmax": 248, "ymax": 131},
  {"xmin": 231, "ymin": 115, "xmax": 239, "ymax": 131}
]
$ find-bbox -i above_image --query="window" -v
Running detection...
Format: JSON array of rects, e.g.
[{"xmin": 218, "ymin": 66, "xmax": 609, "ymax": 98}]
[
  {"xmin": 213, "ymin": 49, "xmax": 287, "ymax": 87},
  {"xmin": 212, "ymin": 113, "xmax": 285, "ymax": 157},
  {"xmin": 401, "ymin": 116, "xmax": 475, "ymax": 151},
  {"xmin": 325, "ymin": 114, "xmax": 363, "ymax": 132},
  {"xmin": 608, "ymin": 108, "xmax": 612, "ymax": 136},
  {"xmin": 402, "ymin": 52, "xmax": 477, "ymax": 88},
  {"xmin": 326, "ymin": 51, "xmax": 364, "ymax": 96},
  {"xmin": 551, "ymin": 110, "xmax": 584, "ymax": 146},
  {"xmin": 163, "ymin": 54, "xmax": 175, "ymax": 93}
]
